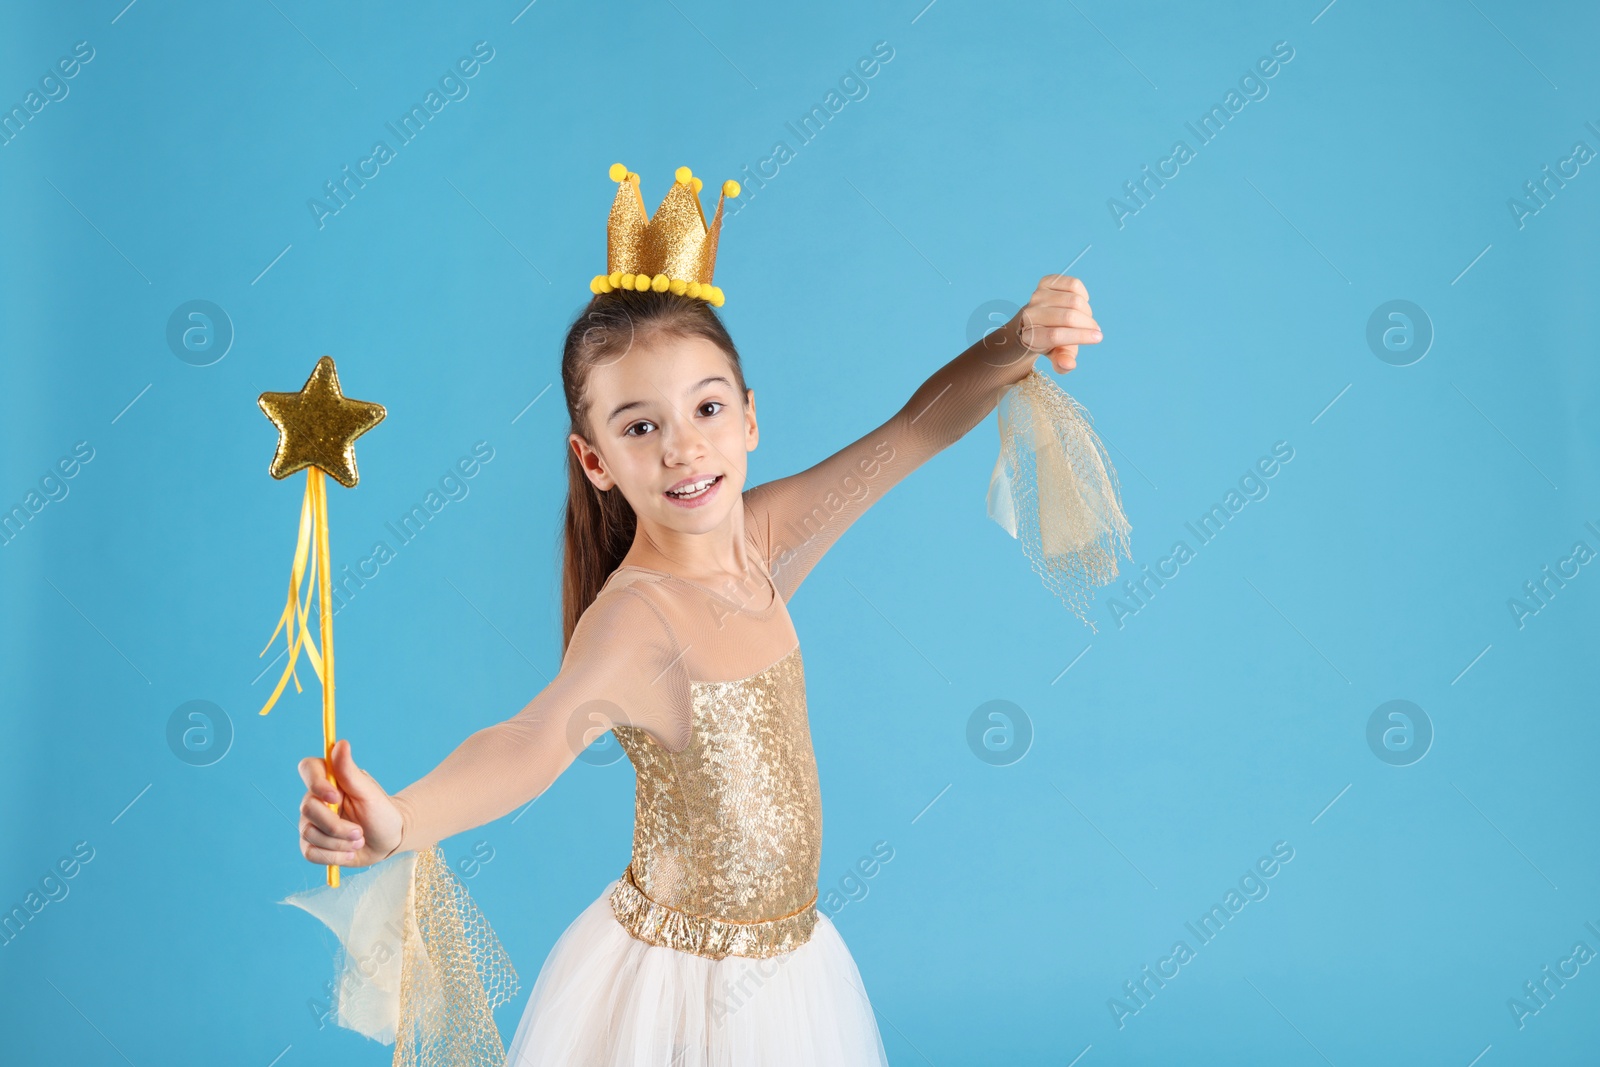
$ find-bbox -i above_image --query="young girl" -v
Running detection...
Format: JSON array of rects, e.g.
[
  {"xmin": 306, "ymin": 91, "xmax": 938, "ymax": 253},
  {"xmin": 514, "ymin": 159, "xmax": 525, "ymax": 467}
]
[{"xmin": 291, "ymin": 165, "xmax": 1102, "ymax": 1065}]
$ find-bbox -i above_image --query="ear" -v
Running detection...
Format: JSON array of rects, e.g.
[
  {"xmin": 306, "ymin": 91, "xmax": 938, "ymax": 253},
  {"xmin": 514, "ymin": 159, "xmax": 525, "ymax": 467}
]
[
  {"xmin": 744, "ymin": 388, "xmax": 759, "ymax": 451},
  {"xmin": 569, "ymin": 432, "xmax": 616, "ymax": 491}
]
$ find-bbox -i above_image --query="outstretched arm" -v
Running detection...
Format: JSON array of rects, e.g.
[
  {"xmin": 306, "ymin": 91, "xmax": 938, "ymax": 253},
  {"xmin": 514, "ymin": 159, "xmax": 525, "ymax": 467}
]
[
  {"xmin": 745, "ymin": 274, "xmax": 1101, "ymax": 601},
  {"xmin": 295, "ymin": 584, "xmax": 688, "ymax": 865}
]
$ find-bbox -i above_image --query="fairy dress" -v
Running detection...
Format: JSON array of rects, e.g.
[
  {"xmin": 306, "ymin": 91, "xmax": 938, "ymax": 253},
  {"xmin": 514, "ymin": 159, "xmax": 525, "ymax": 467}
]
[{"xmin": 285, "ymin": 343, "xmax": 1044, "ymax": 1066}]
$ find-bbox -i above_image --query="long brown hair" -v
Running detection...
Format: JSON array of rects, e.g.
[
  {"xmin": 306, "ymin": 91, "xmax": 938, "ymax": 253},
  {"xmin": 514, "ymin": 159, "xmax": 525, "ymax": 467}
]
[{"xmin": 559, "ymin": 288, "xmax": 747, "ymax": 653}]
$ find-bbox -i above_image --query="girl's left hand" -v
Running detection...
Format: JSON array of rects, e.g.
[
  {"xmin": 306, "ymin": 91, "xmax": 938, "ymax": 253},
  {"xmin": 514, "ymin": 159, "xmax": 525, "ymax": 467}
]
[{"xmin": 1004, "ymin": 273, "xmax": 1102, "ymax": 374}]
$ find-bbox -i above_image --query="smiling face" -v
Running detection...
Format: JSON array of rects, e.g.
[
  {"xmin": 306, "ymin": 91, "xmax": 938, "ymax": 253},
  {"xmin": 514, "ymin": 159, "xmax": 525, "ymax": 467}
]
[{"xmin": 569, "ymin": 331, "xmax": 758, "ymax": 538}]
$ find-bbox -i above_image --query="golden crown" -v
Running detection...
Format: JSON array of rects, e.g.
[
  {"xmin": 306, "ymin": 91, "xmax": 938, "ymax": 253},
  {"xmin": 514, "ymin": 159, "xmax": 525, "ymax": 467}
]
[{"xmin": 588, "ymin": 162, "xmax": 740, "ymax": 307}]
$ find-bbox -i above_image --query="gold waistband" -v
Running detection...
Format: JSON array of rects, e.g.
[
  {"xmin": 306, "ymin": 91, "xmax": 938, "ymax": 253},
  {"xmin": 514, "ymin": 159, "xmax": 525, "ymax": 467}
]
[{"xmin": 607, "ymin": 863, "xmax": 819, "ymax": 961}]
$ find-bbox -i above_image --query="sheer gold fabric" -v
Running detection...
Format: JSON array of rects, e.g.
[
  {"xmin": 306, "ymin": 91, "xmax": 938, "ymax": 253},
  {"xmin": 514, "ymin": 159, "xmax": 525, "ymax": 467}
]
[
  {"xmin": 395, "ymin": 848, "xmax": 519, "ymax": 1067},
  {"xmin": 988, "ymin": 368, "xmax": 1132, "ymax": 631},
  {"xmin": 280, "ymin": 846, "xmax": 518, "ymax": 1065}
]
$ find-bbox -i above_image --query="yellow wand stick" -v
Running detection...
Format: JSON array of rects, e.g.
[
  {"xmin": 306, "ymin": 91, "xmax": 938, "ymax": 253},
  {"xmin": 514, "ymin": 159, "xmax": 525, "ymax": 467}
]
[
  {"xmin": 257, "ymin": 356, "xmax": 386, "ymax": 888},
  {"xmin": 312, "ymin": 469, "xmax": 337, "ymax": 885}
]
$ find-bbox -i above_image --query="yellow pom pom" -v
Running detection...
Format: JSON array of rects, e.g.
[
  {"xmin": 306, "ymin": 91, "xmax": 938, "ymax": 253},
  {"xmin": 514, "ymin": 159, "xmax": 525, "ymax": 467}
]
[
  {"xmin": 651, "ymin": 273, "xmax": 670, "ymax": 292},
  {"xmin": 670, "ymin": 278, "xmax": 688, "ymax": 295},
  {"xmin": 675, "ymin": 166, "xmax": 693, "ymax": 184},
  {"xmin": 589, "ymin": 274, "xmax": 606, "ymax": 294},
  {"xmin": 609, "ymin": 271, "xmax": 623, "ymax": 288},
  {"xmin": 723, "ymin": 180, "xmax": 740, "ymax": 198},
  {"xmin": 632, "ymin": 273, "xmax": 649, "ymax": 291},
  {"xmin": 686, "ymin": 282, "xmax": 702, "ymax": 298},
  {"xmin": 620, "ymin": 273, "xmax": 635, "ymax": 289},
  {"xmin": 710, "ymin": 287, "xmax": 725, "ymax": 306},
  {"xmin": 692, "ymin": 177, "xmax": 703, "ymax": 193},
  {"xmin": 609, "ymin": 162, "xmax": 627, "ymax": 182}
]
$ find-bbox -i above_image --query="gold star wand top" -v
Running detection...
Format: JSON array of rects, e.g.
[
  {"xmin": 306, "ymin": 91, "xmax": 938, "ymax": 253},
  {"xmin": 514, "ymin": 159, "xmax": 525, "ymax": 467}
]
[{"xmin": 257, "ymin": 355, "xmax": 385, "ymax": 887}]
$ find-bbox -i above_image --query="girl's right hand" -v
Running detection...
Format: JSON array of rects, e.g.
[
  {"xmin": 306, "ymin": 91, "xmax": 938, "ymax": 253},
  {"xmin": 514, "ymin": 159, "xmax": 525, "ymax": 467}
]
[{"xmin": 297, "ymin": 738, "xmax": 404, "ymax": 867}]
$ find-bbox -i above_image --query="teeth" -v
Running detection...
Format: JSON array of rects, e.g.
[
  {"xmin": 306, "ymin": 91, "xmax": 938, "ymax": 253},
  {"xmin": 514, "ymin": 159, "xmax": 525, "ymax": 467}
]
[{"xmin": 668, "ymin": 476, "xmax": 717, "ymax": 497}]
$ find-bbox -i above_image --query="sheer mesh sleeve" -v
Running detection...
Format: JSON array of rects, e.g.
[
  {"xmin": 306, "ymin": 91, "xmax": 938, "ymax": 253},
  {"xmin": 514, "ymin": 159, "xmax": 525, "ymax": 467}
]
[
  {"xmin": 746, "ymin": 338, "xmax": 1035, "ymax": 601},
  {"xmin": 385, "ymin": 584, "xmax": 690, "ymax": 857}
]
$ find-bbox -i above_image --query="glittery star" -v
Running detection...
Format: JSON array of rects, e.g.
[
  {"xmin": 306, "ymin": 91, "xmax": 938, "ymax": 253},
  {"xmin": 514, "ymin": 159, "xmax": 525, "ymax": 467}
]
[{"xmin": 258, "ymin": 356, "xmax": 386, "ymax": 488}]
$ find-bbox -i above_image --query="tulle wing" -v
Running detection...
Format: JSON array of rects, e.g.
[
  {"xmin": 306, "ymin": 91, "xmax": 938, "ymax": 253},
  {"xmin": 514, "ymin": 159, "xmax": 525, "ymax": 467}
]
[
  {"xmin": 987, "ymin": 369, "xmax": 1132, "ymax": 632},
  {"xmin": 282, "ymin": 846, "xmax": 519, "ymax": 1067}
]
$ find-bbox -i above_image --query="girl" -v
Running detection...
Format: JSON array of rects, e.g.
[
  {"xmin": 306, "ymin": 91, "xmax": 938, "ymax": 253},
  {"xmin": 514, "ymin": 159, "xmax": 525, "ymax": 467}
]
[{"xmin": 294, "ymin": 256, "xmax": 1100, "ymax": 1062}]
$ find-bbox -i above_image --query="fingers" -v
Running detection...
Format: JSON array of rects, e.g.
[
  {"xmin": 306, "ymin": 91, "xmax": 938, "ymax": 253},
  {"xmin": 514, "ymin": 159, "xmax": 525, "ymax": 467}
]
[
  {"xmin": 1023, "ymin": 303, "xmax": 1095, "ymax": 328},
  {"xmin": 1037, "ymin": 273, "xmax": 1088, "ymax": 298},
  {"xmin": 1024, "ymin": 303, "xmax": 1100, "ymax": 337},
  {"xmin": 299, "ymin": 757, "xmax": 342, "ymax": 806},
  {"xmin": 1030, "ymin": 276, "xmax": 1094, "ymax": 324},
  {"xmin": 300, "ymin": 789, "xmax": 362, "ymax": 839},
  {"xmin": 297, "ymin": 755, "xmax": 328, "ymax": 793},
  {"xmin": 1027, "ymin": 296, "xmax": 1094, "ymax": 326},
  {"xmin": 300, "ymin": 825, "xmax": 363, "ymax": 863},
  {"xmin": 1029, "ymin": 289, "xmax": 1092, "ymax": 315},
  {"xmin": 1019, "ymin": 276, "xmax": 1100, "ymax": 358},
  {"xmin": 301, "ymin": 838, "xmax": 362, "ymax": 866},
  {"xmin": 1019, "ymin": 323, "xmax": 1102, "ymax": 353},
  {"xmin": 300, "ymin": 790, "xmax": 365, "ymax": 866},
  {"xmin": 299, "ymin": 754, "xmax": 344, "ymax": 804},
  {"xmin": 297, "ymin": 742, "xmax": 376, "ymax": 867}
]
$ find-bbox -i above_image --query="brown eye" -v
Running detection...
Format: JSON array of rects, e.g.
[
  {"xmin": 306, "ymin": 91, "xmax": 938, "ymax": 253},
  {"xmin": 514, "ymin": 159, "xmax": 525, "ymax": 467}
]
[
  {"xmin": 624, "ymin": 420, "xmax": 656, "ymax": 437},
  {"xmin": 699, "ymin": 401, "xmax": 724, "ymax": 417}
]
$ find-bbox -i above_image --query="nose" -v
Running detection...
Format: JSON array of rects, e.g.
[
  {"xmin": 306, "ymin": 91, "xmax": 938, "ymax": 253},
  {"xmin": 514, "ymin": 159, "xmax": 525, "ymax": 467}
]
[{"xmin": 659, "ymin": 409, "xmax": 710, "ymax": 467}]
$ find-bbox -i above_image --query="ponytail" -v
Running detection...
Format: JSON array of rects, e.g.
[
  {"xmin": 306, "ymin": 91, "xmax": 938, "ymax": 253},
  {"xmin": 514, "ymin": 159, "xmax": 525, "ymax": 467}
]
[{"xmin": 559, "ymin": 443, "xmax": 636, "ymax": 653}]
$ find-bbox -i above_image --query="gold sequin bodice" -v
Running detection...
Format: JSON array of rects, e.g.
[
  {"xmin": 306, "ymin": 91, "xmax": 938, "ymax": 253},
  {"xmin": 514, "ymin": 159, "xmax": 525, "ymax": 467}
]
[{"xmin": 609, "ymin": 644, "xmax": 822, "ymax": 959}]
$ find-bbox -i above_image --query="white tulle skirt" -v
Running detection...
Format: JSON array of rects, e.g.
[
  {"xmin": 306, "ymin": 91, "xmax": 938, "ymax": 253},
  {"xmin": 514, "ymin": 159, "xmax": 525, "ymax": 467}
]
[
  {"xmin": 283, "ymin": 852, "xmax": 887, "ymax": 1066},
  {"xmin": 505, "ymin": 877, "xmax": 890, "ymax": 1066}
]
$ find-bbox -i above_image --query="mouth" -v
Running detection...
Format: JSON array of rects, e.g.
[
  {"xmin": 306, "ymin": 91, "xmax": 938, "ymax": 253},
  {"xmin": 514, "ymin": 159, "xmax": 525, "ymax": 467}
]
[{"xmin": 663, "ymin": 474, "xmax": 723, "ymax": 506}]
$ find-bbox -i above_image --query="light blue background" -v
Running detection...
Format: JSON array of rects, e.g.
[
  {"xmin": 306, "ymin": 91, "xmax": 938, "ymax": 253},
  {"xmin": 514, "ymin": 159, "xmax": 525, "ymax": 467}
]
[{"xmin": 1, "ymin": 2, "xmax": 1596, "ymax": 1064}]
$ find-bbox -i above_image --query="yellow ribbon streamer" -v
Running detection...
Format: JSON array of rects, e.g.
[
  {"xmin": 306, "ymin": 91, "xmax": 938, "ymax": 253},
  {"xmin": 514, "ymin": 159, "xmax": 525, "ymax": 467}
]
[
  {"xmin": 259, "ymin": 466, "xmax": 341, "ymax": 886},
  {"xmin": 258, "ymin": 472, "xmax": 323, "ymax": 712}
]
